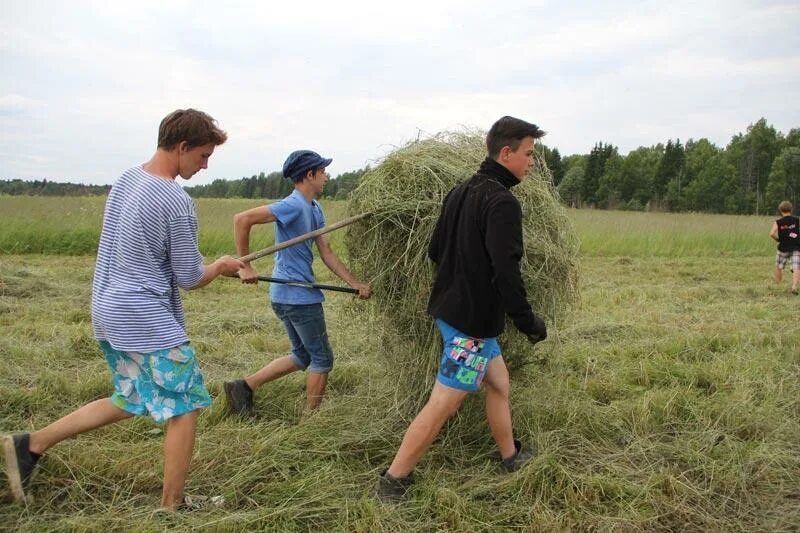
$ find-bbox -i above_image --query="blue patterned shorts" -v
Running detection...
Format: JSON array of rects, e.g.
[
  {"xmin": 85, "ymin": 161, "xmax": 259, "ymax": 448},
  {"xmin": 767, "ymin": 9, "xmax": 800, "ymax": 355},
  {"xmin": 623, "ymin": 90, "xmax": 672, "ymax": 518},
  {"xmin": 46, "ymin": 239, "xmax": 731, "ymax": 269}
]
[
  {"xmin": 435, "ymin": 319, "xmax": 502, "ymax": 392},
  {"xmin": 100, "ymin": 341, "xmax": 212, "ymax": 422}
]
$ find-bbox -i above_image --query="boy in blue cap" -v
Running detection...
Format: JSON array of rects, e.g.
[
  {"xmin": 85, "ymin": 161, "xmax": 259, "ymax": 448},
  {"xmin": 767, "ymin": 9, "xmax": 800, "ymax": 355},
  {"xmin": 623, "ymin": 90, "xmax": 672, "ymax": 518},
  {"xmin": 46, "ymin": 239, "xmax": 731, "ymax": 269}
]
[{"xmin": 224, "ymin": 150, "xmax": 371, "ymax": 414}]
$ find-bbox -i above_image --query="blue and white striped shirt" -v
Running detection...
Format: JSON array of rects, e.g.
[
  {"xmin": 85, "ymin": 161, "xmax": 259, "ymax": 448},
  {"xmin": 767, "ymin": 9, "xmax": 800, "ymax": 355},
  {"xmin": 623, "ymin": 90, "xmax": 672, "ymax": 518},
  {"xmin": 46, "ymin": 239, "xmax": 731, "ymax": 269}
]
[{"xmin": 91, "ymin": 166, "xmax": 205, "ymax": 352}]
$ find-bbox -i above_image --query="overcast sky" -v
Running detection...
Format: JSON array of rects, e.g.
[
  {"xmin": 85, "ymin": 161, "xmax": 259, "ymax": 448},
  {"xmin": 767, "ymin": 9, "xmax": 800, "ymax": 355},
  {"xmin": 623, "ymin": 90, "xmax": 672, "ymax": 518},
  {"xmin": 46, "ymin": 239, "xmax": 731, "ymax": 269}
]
[{"xmin": 1, "ymin": 0, "xmax": 798, "ymax": 186}]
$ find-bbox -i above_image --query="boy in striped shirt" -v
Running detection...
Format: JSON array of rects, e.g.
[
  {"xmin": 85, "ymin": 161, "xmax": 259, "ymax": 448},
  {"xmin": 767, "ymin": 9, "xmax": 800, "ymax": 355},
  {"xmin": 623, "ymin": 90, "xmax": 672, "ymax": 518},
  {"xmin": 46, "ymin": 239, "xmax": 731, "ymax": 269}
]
[{"xmin": 3, "ymin": 109, "xmax": 244, "ymax": 510}]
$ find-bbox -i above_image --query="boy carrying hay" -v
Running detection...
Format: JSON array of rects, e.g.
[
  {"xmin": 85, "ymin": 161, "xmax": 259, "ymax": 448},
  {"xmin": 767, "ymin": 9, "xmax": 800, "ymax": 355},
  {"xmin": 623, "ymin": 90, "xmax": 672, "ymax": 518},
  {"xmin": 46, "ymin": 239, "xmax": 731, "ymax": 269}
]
[
  {"xmin": 224, "ymin": 150, "xmax": 371, "ymax": 414},
  {"xmin": 377, "ymin": 116, "xmax": 549, "ymax": 502}
]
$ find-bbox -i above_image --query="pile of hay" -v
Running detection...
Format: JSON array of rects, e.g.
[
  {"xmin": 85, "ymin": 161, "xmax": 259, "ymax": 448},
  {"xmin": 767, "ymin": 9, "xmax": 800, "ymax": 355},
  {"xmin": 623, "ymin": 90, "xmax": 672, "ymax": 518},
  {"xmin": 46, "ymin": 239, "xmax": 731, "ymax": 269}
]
[{"xmin": 346, "ymin": 131, "xmax": 579, "ymax": 407}]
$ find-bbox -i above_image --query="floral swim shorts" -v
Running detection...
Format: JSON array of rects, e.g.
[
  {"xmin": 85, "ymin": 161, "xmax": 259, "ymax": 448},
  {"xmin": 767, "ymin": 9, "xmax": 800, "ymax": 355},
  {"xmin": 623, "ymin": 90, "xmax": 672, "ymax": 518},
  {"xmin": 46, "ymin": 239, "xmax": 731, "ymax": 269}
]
[{"xmin": 100, "ymin": 341, "xmax": 212, "ymax": 422}]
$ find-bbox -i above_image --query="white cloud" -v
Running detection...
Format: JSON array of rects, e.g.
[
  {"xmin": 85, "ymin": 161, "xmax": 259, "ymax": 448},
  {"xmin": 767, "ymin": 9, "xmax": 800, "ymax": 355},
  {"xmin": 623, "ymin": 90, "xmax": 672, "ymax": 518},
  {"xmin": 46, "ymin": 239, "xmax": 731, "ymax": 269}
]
[
  {"xmin": 0, "ymin": 0, "xmax": 798, "ymax": 183},
  {"xmin": 0, "ymin": 94, "xmax": 46, "ymax": 114}
]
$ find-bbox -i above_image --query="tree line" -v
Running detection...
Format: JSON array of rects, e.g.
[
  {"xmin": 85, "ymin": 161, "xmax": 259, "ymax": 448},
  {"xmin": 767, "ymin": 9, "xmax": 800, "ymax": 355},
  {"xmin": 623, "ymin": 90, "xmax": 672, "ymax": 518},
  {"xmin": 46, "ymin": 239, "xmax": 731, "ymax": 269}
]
[
  {"xmin": 183, "ymin": 167, "xmax": 369, "ymax": 200},
  {"xmin": 2, "ymin": 119, "xmax": 797, "ymax": 215},
  {"xmin": 0, "ymin": 179, "xmax": 111, "ymax": 196},
  {"xmin": 551, "ymin": 118, "xmax": 799, "ymax": 215},
  {"xmin": 0, "ymin": 168, "xmax": 369, "ymax": 201}
]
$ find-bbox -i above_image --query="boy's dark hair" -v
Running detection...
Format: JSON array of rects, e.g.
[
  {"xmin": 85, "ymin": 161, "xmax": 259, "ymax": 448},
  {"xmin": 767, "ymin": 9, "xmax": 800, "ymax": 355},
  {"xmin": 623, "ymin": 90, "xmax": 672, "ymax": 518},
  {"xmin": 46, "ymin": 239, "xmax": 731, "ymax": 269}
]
[
  {"xmin": 157, "ymin": 109, "xmax": 228, "ymax": 150},
  {"xmin": 778, "ymin": 200, "xmax": 793, "ymax": 214},
  {"xmin": 290, "ymin": 167, "xmax": 326, "ymax": 183},
  {"xmin": 486, "ymin": 116, "xmax": 546, "ymax": 158}
]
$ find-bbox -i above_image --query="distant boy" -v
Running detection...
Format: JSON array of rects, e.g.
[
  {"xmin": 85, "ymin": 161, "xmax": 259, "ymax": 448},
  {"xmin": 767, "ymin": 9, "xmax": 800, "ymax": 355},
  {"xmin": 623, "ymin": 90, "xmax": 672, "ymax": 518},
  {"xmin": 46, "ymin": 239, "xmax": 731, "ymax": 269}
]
[
  {"xmin": 376, "ymin": 116, "xmax": 549, "ymax": 502},
  {"xmin": 3, "ymin": 109, "xmax": 245, "ymax": 510},
  {"xmin": 224, "ymin": 150, "xmax": 370, "ymax": 414},
  {"xmin": 770, "ymin": 200, "xmax": 800, "ymax": 295}
]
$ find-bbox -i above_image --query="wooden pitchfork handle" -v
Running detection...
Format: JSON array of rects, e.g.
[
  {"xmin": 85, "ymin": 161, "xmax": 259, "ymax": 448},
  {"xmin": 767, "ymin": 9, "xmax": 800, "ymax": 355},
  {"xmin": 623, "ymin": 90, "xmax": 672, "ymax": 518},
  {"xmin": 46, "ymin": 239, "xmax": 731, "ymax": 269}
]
[{"xmin": 238, "ymin": 212, "xmax": 371, "ymax": 263}]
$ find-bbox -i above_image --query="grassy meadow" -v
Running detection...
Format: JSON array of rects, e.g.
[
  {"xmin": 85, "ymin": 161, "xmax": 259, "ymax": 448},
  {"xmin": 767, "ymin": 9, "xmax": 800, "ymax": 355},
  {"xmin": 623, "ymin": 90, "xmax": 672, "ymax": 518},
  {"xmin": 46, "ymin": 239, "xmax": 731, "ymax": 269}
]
[
  {"xmin": 0, "ymin": 196, "xmax": 777, "ymax": 258},
  {"xmin": 0, "ymin": 197, "xmax": 798, "ymax": 531}
]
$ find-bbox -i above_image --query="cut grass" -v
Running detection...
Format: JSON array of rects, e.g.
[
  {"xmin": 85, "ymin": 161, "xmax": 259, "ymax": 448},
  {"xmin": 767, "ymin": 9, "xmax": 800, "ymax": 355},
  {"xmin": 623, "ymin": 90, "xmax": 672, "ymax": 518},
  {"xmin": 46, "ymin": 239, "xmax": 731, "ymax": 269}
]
[{"xmin": 1, "ymin": 239, "xmax": 798, "ymax": 530}]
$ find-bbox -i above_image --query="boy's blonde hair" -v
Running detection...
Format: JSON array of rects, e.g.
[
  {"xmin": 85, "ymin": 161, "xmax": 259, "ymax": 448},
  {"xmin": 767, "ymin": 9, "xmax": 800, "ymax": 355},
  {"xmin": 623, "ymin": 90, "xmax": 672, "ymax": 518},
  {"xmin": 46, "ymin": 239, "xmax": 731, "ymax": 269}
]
[{"xmin": 778, "ymin": 200, "xmax": 793, "ymax": 214}]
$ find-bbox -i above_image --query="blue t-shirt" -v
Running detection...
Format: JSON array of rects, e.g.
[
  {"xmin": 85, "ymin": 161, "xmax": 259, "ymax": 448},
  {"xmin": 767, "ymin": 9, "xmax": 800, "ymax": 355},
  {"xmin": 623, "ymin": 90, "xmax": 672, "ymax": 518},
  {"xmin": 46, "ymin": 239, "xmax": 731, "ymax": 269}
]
[{"xmin": 269, "ymin": 189, "xmax": 326, "ymax": 305}]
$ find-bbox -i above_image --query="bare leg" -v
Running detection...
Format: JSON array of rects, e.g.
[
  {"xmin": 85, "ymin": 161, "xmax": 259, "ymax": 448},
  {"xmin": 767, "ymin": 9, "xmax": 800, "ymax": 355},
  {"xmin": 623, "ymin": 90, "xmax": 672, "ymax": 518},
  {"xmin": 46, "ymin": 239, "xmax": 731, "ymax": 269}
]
[
  {"xmin": 306, "ymin": 372, "xmax": 328, "ymax": 410},
  {"xmin": 387, "ymin": 382, "xmax": 468, "ymax": 478},
  {"xmin": 161, "ymin": 410, "xmax": 199, "ymax": 509},
  {"xmin": 792, "ymin": 269, "xmax": 799, "ymax": 292},
  {"xmin": 28, "ymin": 398, "xmax": 133, "ymax": 455},
  {"xmin": 245, "ymin": 356, "xmax": 300, "ymax": 390},
  {"xmin": 775, "ymin": 266, "xmax": 783, "ymax": 283},
  {"xmin": 482, "ymin": 356, "xmax": 516, "ymax": 459}
]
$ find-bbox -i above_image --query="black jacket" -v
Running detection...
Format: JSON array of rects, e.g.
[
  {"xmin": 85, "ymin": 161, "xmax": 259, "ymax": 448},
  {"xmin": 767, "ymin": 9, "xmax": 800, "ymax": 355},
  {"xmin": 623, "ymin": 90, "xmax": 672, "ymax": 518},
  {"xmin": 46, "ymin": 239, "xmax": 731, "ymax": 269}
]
[{"xmin": 426, "ymin": 157, "xmax": 542, "ymax": 338}]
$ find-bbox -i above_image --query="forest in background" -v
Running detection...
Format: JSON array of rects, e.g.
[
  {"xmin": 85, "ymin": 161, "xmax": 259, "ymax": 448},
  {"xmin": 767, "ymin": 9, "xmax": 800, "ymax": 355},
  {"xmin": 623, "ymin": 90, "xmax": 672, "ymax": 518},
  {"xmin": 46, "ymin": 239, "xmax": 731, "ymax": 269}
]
[{"xmin": 2, "ymin": 118, "xmax": 797, "ymax": 215}]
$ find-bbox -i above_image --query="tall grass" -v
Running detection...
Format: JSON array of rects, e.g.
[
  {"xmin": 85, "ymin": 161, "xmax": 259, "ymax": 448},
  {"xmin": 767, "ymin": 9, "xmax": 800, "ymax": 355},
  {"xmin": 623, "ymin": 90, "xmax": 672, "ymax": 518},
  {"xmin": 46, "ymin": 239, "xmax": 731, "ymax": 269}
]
[
  {"xmin": 575, "ymin": 209, "xmax": 773, "ymax": 257},
  {"xmin": 0, "ymin": 196, "xmax": 348, "ymax": 257},
  {"xmin": 0, "ymin": 196, "xmax": 778, "ymax": 258}
]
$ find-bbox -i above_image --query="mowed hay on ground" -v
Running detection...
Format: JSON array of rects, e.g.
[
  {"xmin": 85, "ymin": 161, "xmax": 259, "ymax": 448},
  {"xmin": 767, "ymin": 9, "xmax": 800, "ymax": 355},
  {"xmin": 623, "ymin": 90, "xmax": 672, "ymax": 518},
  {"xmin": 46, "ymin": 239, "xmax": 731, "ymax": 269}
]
[
  {"xmin": 1, "ymin": 217, "xmax": 798, "ymax": 530},
  {"xmin": 345, "ymin": 132, "xmax": 580, "ymax": 407}
]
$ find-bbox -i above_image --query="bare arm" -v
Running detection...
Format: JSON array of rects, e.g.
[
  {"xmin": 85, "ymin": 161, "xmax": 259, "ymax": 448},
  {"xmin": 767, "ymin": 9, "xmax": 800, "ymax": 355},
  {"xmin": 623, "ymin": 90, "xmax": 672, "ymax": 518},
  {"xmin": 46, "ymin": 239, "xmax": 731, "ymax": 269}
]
[
  {"xmin": 233, "ymin": 206, "xmax": 276, "ymax": 283},
  {"xmin": 769, "ymin": 221, "xmax": 779, "ymax": 241},
  {"xmin": 315, "ymin": 234, "xmax": 371, "ymax": 299},
  {"xmin": 190, "ymin": 256, "xmax": 246, "ymax": 289}
]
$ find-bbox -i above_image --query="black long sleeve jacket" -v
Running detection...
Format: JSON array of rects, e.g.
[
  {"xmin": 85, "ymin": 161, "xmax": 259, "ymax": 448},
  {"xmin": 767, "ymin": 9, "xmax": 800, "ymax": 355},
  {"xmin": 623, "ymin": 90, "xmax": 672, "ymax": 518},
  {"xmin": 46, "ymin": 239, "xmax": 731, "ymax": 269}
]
[{"xmin": 426, "ymin": 157, "xmax": 540, "ymax": 338}]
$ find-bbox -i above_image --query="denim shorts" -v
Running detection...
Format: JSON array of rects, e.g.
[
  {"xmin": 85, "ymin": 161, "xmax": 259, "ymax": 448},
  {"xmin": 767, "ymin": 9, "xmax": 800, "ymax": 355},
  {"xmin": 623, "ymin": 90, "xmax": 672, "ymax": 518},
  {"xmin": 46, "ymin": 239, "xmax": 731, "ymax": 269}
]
[
  {"xmin": 271, "ymin": 302, "xmax": 334, "ymax": 373},
  {"xmin": 435, "ymin": 319, "xmax": 501, "ymax": 392},
  {"xmin": 100, "ymin": 341, "xmax": 212, "ymax": 422}
]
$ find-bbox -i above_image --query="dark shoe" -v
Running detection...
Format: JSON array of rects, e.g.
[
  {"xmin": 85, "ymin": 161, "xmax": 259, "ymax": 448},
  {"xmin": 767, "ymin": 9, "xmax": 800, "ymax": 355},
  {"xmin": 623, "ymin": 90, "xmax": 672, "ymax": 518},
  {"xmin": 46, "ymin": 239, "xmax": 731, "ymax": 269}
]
[
  {"xmin": 376, "ymin": 469, "xmax": 414, "ymax": 503},
  {"xmin": 224, "ymin": 379, "xmax": 254, "ymax": 415},
  {"xmin": 3, "ymin": 433, "xmax": 41, "ymax": 503},
  {"xmin": 501, "ymin": 439, "xmax": 535, "ymax": 472}
]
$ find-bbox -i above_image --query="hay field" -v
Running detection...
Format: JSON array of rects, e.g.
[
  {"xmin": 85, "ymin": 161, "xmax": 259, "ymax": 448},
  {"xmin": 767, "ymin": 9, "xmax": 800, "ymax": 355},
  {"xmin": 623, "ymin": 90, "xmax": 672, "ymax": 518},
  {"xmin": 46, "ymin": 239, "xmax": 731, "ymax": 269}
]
[
  {"xmin": 0, "ymin": 198, "xmax": 798, "ymax": 531},
  {"xmin": 0, "ymin": 196, "xmax": 774, "ymax": 258},
  {"xmin": 0, "ymin": 197, "xmax": 348, "ymax": 256}
]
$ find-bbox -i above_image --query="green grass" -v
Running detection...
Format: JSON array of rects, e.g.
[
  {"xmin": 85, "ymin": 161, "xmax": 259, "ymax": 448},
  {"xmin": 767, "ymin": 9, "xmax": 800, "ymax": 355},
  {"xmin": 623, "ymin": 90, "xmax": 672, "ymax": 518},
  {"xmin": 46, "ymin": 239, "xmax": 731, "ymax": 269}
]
[
  {"xmin": 575, "ymin": 210, "xmax": 774, "ymax": 257},
  {"xmin": 0, "ymin": 196, "xmax": 349, "ymax": 257},
  {"xmin": 0, "ymin": 200, "xmax": 798, "ymax": 530},
  {"xmin": 0, "ymin": 196, "xmax": 777, "ymax": 258}
]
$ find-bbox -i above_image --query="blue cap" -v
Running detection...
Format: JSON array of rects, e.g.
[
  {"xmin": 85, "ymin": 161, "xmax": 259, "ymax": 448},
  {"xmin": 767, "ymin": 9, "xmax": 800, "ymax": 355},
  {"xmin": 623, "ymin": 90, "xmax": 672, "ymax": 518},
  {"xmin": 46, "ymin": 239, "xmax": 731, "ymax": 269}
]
[{"xmin": 282, "ymin": 150, "xmax": 332, "ymax": 182}]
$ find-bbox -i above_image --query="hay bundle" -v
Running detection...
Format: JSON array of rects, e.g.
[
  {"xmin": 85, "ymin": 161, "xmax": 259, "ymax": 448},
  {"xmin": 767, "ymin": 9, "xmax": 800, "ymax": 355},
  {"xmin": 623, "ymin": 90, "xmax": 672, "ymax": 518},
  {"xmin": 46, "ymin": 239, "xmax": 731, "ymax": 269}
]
[{"xmin": 346, "ymin": 131, "xmax": 579, "ymax": 407}]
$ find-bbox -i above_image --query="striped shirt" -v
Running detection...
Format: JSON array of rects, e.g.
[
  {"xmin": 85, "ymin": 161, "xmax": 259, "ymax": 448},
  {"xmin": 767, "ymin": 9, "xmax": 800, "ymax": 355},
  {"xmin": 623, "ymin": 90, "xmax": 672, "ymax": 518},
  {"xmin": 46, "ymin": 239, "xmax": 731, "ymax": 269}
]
[{"xmin": 91, "ymin": 166, "xmax": 205, "ymax": 352}]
